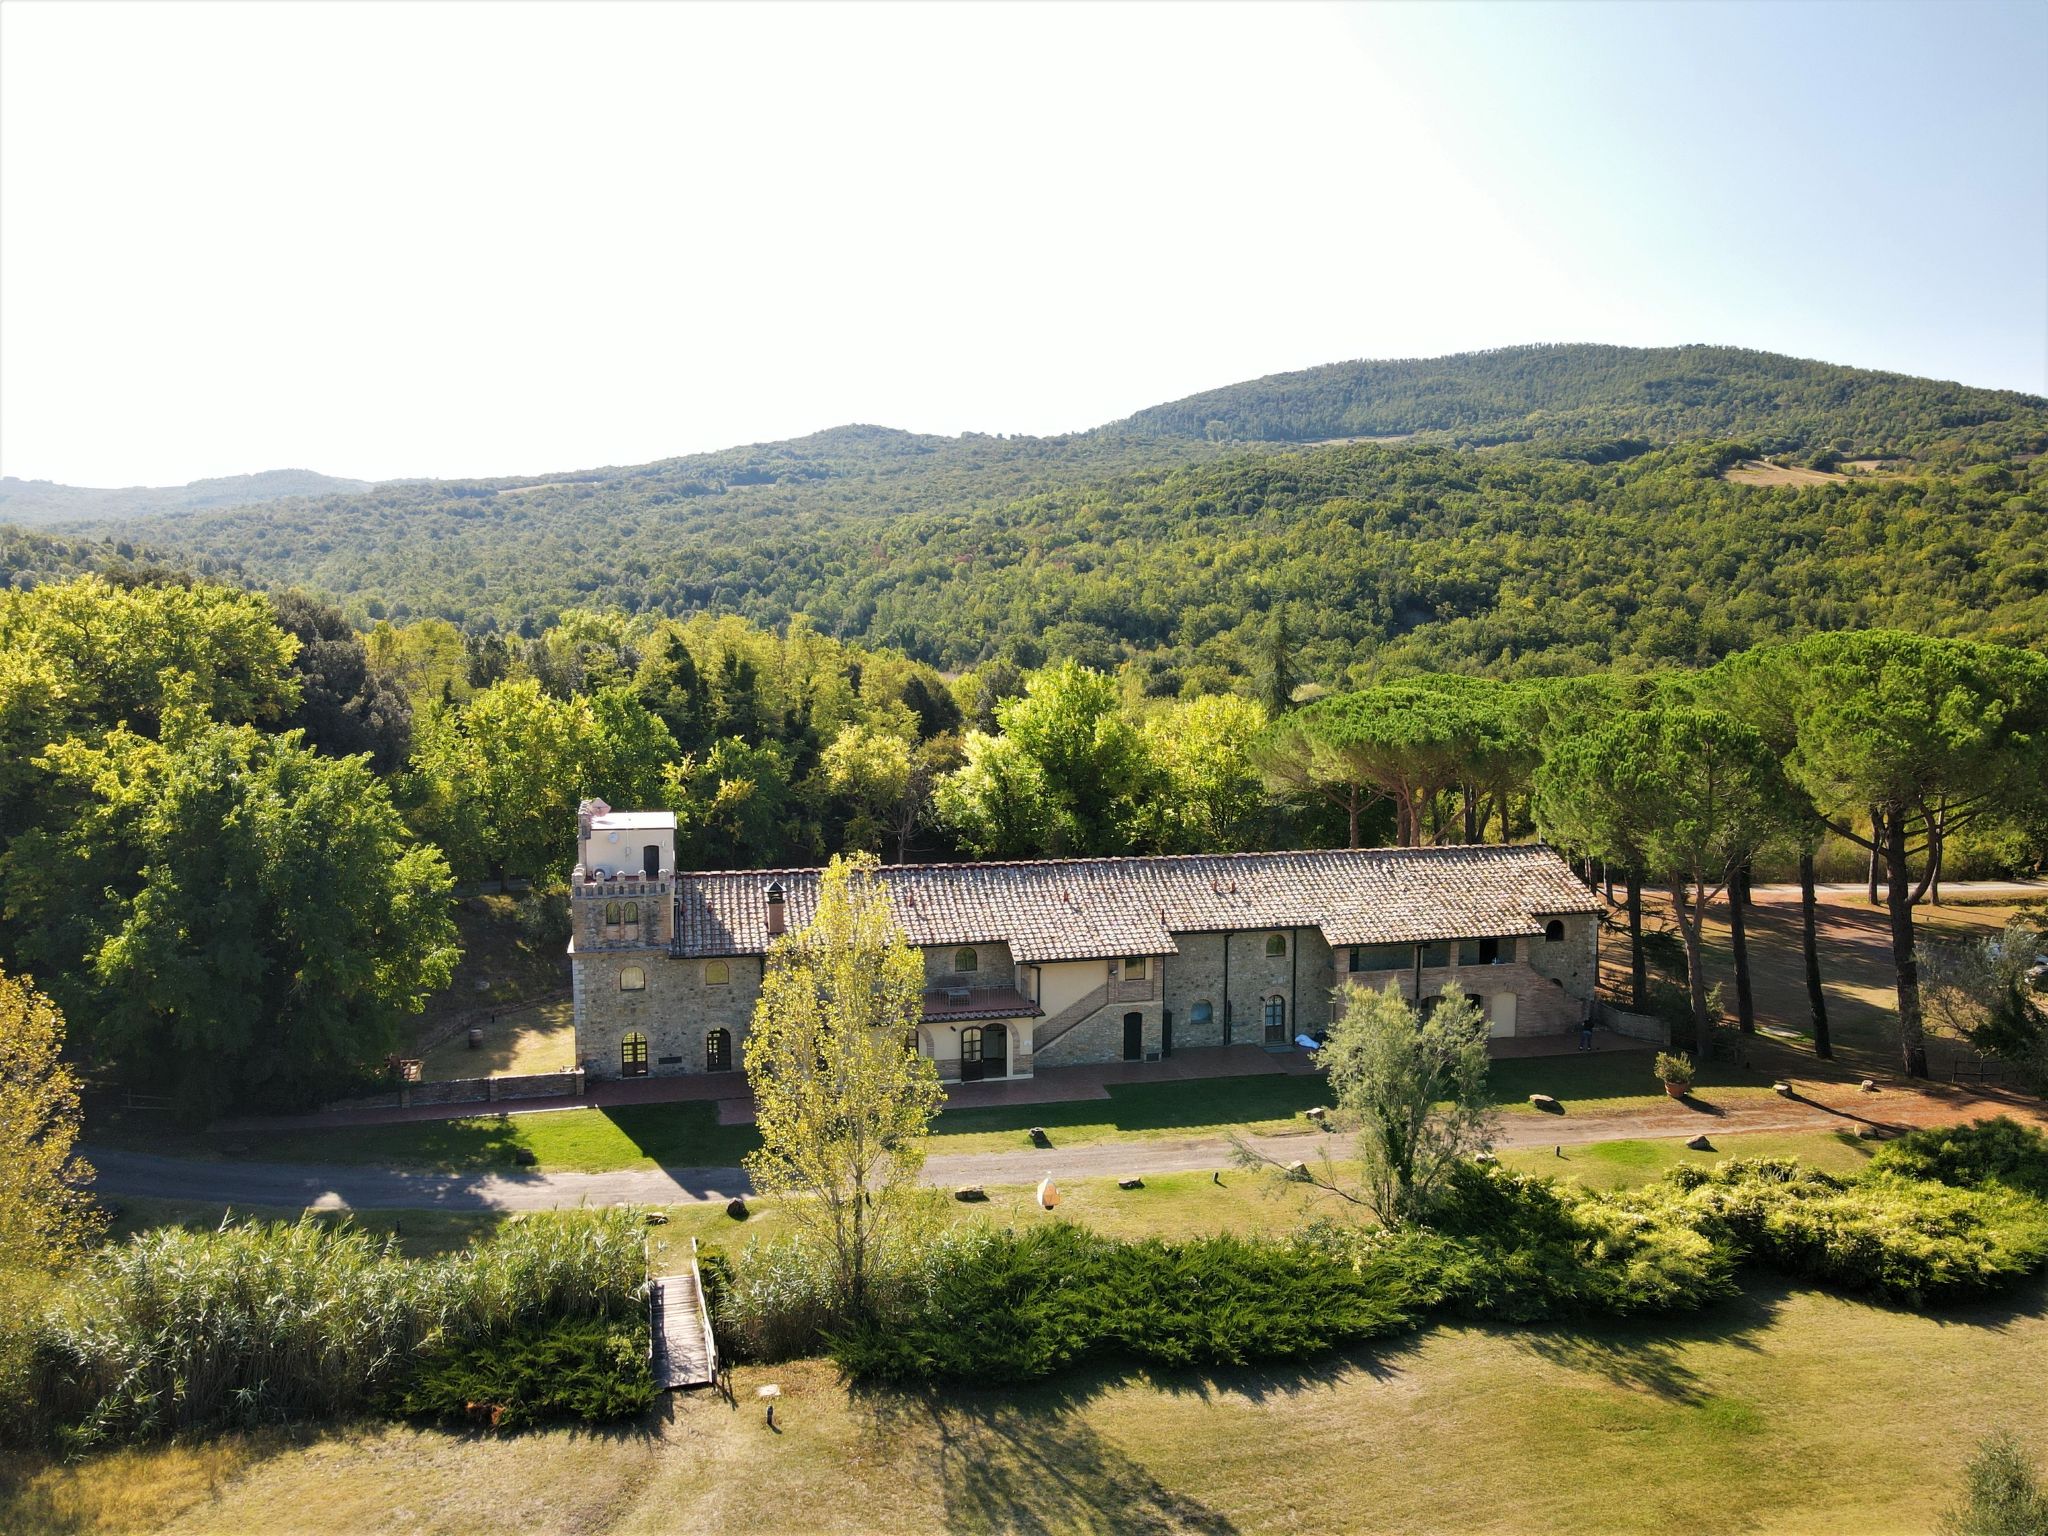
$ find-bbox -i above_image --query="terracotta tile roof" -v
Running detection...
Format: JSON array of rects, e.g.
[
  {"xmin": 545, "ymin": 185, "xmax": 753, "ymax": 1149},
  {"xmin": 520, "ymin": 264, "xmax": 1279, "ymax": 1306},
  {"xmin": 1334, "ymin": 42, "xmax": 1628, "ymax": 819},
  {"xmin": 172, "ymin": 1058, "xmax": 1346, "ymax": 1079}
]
[{"xmin": 671, "ymin": 846, "xmax": 1595, "ymax": 963}]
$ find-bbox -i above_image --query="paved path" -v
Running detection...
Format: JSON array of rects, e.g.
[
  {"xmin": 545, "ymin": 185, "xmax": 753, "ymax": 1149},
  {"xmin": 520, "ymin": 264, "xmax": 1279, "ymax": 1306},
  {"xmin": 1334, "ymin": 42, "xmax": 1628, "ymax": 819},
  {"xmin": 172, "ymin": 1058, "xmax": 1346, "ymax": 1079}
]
[{"xmin": 86, "ymin": 1083, "xmax": 2044, "ymax": 1214}]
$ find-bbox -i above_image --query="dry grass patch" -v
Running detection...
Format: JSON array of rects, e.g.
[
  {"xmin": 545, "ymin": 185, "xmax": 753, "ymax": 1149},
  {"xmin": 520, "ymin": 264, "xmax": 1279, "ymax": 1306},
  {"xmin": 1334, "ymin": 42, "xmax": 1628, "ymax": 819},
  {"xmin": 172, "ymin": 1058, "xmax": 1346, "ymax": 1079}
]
[
  {"xmin": 418, "ymin": 1000, "xmax": 575, "ymax": 1082},
  {"xmin": 1723, "ymin": 459, "xmax": 1847, "ymax": 486},
  {"xmin": 32, "ymin": 1277, "xmax": 2046, "ymax": 1536}
]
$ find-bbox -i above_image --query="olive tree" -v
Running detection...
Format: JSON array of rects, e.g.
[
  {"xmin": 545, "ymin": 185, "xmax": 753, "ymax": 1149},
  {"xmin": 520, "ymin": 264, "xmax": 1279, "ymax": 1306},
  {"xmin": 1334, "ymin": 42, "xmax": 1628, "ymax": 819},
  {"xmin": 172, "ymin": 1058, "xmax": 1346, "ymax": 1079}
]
[{"xmin": 1237, "ymin": 985, "xmax": 1496, "ymax": 1226}]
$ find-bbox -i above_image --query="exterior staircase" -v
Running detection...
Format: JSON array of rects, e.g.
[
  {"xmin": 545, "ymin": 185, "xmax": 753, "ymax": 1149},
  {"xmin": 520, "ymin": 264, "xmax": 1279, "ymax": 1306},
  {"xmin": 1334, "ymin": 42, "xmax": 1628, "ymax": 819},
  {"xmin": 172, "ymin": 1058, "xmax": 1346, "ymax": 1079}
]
[{"xmin": 1028, "ymin": 982, "xmax": 1111, "ymax": 1057}]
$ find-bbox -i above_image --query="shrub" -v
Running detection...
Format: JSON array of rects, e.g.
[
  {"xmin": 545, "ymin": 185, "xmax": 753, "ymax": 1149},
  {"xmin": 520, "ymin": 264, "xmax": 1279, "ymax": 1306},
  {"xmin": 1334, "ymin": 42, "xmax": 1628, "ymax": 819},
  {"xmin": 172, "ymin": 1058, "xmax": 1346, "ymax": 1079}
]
[
  {"xmin": 391, "ymin": 1316, "xmax": 653, "ymax": 1431},
  {"xmin": 11, "ymin": 1209, "xmax": 647, "ymax": 1448},
  {"xmin": 1376, "ymin": 1162, "xmax": 1738, "ymax": 1321},
  {"xmin": 516, "ymin": 884, "xmax": 572, "ymax": 948},
  {"xmin": 832, "ymin": 1223, "xmax": 1415, "ymax": 1385},
  {"xmin": 1669, "ymin": 1157, "xmax": 2048, "ymax": 1304},
  {"xmin": 1940, "ymin": 1431, "xmax": 2048, "ymax": 1536},
  {"xmin": 1869, "ymin": 1118, "xmax": 2048, "ymax": 1200}
]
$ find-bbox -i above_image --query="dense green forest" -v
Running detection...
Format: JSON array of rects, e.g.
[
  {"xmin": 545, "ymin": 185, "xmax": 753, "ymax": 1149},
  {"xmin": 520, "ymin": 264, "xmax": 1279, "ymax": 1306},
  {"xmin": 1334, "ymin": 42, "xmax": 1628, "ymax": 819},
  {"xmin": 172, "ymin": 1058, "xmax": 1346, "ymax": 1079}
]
[
  {"xmin": 1117, "ymin": 343, "xmax": 2048, "ymax": 462},
  {"xmin": 15, "ymin": 345, "xmax": 2040, "ymax": 682},
  {"xmin": 53, "ymin": 438, "xmax": 2047, "ymax": 684}
]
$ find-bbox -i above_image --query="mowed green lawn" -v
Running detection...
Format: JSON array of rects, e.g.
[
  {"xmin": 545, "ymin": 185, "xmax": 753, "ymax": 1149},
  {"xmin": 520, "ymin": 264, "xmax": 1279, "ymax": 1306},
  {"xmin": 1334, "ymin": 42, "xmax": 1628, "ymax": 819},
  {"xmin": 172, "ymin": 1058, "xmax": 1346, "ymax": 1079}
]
[
  {"xmin": 114, "ymin": 1048, "xmax": 1791, "ymax": 1176},
  {"xmin": 105, "ymin": 1128, "xmax": 1886, "ymax": 1264},
  {"xmin": 12, "ymin": 1270, "xmax": 2044, "ymax": 1536}
]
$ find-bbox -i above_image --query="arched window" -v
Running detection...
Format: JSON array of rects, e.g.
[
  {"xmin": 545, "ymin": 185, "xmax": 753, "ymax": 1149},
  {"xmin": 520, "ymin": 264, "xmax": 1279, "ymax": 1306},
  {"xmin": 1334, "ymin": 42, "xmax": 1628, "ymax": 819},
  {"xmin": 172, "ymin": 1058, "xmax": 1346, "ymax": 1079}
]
[
  {"xmin": 706, "ymin": 1028, "xmax": 732, "ymax": 1073},
  {"xmin": 1190, "ymin": 1000, "xmax": 1214, "ymax": 1029},
  {"xmin": 705, "ymin": 960, "xmax": 730, "ymax": 986},
  {"xmin": 623, "ymin": 901, "xmax": 639, "ymax": 925},
  {"xmin": 619, "ymin": 966, "xmax": 646, "ymax": 991},
  {"xmin": 604, "ymin": 900, "xmax": 622, "ymax": 926},
  {"xmin": 953, "ymin": 947, "xmax": 978, "ymax": 973},
  {"xmin": 1263, "ymin": 995, "xmax": 1286, "ymax": 1042},
  {"xmin": 621, "ymin": 1032, "xmax": 648, "ymax": 1077},
  {"xmin": 1544, "ymin": 920, "xmax": 1566, "ymax": 943},
  {"xmin": 1265, "ymin": 932, "xmax": 1287, "ymax": 957}
]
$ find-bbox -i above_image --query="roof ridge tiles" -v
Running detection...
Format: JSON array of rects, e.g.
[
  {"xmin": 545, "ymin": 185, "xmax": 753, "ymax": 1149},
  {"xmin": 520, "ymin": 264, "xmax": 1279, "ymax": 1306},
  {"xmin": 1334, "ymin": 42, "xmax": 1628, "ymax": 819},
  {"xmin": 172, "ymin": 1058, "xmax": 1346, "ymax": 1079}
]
[{"xmin": 669, "ymin": 841, "xmax": 1561, "ymax": 881}]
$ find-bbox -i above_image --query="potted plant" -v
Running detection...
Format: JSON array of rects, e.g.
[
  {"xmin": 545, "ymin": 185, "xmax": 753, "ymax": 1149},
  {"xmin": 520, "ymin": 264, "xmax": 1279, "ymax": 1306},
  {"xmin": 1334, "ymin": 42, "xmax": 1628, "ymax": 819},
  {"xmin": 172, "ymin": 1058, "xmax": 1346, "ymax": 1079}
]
[{"xmin": 1655, "ymin": 1051, "xmax": 1696, "ymax": 1099}]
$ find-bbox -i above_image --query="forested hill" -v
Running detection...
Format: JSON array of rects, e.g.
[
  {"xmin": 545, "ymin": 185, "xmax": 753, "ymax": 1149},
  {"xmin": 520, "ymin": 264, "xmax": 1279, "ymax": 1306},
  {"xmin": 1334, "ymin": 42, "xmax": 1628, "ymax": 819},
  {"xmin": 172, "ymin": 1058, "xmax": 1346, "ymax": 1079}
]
[
  {"xmin": 0, "ymin": 467, "xmax": 373, "ymax": 526},
  {"xmin": 10, "ymin": 344, "xmax": 2047, "ymax": 682},
  {"xmin": 1113, "ymin": 344, "xmax": 2048, "ymax": 463}
]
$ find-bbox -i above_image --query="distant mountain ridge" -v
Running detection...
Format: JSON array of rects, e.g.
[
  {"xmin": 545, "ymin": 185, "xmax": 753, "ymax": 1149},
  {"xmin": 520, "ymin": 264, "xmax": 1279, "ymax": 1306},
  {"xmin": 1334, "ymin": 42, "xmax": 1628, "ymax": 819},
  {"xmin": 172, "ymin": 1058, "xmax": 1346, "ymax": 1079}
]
[
  {"xmin": 0, "ymin": 468, "xmax": 373, "ymax": 527},
  {"xmin": 1113, "ymin": 343, "xmax": 2048, "ymax": 461},
  {"xmin": 3, "ymin": 342, "xmax": 2043, "ymax": 680}
]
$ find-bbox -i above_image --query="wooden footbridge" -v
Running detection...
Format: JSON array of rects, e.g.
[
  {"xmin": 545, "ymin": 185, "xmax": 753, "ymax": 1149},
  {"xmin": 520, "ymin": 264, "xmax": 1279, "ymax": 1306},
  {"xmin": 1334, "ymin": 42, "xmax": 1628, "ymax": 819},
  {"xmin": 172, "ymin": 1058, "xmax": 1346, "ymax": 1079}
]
[{"xmin": 650, "ymin": 1236, "xmax": 720, "ymax": 1391}]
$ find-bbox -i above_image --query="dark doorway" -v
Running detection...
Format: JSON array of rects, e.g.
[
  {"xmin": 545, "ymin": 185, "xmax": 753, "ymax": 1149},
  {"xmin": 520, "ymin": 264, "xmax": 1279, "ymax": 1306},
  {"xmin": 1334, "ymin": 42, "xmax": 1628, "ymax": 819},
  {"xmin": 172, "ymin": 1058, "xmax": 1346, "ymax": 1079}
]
[
  {"xmin": 983, "ymin": 1024, "xmax": 1006, "ymax": 1078},
  {"xmin": 622, "ymin": 1032, "xmax": 649, "ymax": 1078},
  {"xmin": 706, "ymin": 1028, "xmax": 731, "ymax": 1073},
  {"xmin": 643, "ymin": 844, "xmax": 661, "ymax": 880},
  {"xmin": 1122, "ymin": 1012, "xmax": 1144, "ymax": 1061},
  {"xmin": 1263, "ymin": 997, "xmax": 1286, "ymax": 1044},
  {"xmin": 960, "ymin": 1026, "xmax": 986, "ymax": 1082},
  {"xmin": 1161, "ymin": 1009, "xmax": 1174, "ymax": 1058}
]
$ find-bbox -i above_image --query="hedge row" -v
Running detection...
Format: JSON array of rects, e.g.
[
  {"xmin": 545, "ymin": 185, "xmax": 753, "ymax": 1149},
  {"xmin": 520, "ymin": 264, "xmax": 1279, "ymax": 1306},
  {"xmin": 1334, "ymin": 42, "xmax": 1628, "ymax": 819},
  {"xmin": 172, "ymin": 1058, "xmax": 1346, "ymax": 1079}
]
[{"xmin": 818, "ymin": 1119, "xmax": 2048, "ymax": 1385}]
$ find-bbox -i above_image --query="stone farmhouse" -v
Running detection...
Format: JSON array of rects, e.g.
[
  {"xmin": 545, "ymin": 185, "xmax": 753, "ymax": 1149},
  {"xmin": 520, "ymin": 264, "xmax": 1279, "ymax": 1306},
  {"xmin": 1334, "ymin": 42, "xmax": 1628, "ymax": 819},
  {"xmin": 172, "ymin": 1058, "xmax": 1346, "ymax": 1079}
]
[{"xmin": 569, "ymin": 800, "xmax": 1602, "ymax": 1084}]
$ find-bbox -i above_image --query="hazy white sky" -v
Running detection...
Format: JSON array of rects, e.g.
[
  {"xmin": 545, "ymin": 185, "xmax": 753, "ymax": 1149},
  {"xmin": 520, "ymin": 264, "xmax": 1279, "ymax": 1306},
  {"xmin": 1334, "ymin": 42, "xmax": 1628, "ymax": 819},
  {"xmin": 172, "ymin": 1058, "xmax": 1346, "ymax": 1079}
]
[{"xmin": 3, "ymin": 0, "xmax": 2044, "ymax": 487}]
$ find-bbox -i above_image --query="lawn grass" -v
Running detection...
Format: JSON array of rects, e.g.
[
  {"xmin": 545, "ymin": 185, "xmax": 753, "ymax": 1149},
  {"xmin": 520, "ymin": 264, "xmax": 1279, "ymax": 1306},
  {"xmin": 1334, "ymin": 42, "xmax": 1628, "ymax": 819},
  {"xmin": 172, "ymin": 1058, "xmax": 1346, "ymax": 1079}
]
[
  {"xmin": 95, "ymin": 1129, "xmax": 1884, "ymax": 1270},
  {"xmin": 417, "ymin": 999, "xmax": 575, "ymax": 1082},
  {"xmin": 12, "ymin": 1272, "xmax": 2045, "ymax": 1535},
  {"xmin": 149, "ymin": 1048, "xmax": 1801, "ymax": 1177}
]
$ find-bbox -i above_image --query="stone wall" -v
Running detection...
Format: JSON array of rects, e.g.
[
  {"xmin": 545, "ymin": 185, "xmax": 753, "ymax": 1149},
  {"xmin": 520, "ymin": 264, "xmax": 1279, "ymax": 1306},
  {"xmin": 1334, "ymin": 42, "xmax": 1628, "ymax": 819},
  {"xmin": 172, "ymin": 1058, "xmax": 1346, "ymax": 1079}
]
[
  {"xmin": 923, "ymin": 940, "xmax": 1016, "ymax": 990},
  {"xmin": 1527, "ymin": 911, "xmax": 1598, "ymax": 995},
  {"xmin": 577, "ymin": 950, "xmax": 760, "ymax": 1081},
  {"xmin": 333, "ymin": 1068, "xmax": 585, "ymax": 1112},
  {"xmin": 1338, "ymin": 957, "xmax": 1587, "ymax": 1037}
]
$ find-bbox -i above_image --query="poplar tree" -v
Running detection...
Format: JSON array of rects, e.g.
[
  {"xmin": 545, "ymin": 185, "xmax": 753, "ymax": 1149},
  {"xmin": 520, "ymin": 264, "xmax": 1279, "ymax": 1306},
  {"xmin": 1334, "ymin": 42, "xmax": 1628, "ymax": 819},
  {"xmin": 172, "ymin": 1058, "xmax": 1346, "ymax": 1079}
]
[{"xmin": 743, "ymin": 853, "xmax": 944, "ymax": 1317}]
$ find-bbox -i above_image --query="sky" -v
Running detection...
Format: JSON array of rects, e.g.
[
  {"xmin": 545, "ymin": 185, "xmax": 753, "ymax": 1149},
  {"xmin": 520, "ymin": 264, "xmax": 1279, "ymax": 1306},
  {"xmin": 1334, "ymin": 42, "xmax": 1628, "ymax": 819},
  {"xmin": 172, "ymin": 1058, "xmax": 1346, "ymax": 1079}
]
[{"xmin": 2, "ymin": 0, "xmax": 2044, "ymax": 487}]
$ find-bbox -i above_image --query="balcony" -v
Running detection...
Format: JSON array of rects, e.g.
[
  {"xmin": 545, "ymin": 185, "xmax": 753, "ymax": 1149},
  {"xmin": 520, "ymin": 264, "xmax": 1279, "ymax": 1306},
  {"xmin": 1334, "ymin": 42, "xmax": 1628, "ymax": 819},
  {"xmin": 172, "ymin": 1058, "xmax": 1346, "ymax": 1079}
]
[{"xmin": 919, "ymin": 984, "xmax": 1043, "ymax": 1023}]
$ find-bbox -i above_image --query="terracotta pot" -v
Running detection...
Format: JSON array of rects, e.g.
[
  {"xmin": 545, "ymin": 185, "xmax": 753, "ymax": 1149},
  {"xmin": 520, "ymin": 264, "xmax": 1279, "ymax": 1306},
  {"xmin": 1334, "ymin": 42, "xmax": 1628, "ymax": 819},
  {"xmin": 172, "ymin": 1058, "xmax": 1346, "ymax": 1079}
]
[{"xmin": 1663, "ymin": 1080, "xmax": 1689, "ymax": 1098}]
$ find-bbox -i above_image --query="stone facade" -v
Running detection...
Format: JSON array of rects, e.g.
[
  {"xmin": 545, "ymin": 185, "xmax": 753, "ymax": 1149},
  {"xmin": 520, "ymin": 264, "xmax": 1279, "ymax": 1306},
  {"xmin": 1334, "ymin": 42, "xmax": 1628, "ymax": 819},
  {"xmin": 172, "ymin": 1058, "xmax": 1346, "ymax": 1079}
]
[
  {"xmin": 569, "ymin": 827, "xmax": 1603, "ymax": 1083},
  {"xmin": 575, "ymin": 931, "xmax": 760, "ymax": 1083}
]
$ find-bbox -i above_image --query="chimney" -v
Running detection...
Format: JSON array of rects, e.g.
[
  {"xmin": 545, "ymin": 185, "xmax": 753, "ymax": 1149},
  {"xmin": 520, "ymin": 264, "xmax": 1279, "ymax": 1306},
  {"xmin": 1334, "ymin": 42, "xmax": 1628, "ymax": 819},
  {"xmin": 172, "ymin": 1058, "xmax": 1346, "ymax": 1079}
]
[{"xmin": 765, "ymin": 882, "xmax": 786, "ymax": 938}]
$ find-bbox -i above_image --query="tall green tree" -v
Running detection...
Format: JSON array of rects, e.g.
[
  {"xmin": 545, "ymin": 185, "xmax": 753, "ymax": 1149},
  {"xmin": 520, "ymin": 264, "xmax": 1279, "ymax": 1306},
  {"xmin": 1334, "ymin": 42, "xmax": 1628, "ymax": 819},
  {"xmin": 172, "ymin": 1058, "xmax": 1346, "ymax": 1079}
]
[
  {"xmin": 10, "ymin": 714, "xmax": 457, "ymax": 1114},
  {"xmin": 270, "ymin": 589, "xmax": 412, "ymax": 771},
  {"xmin": 0, "ymin": 574, "xmax": 299, "ymax": 740},
  {"xmin": 1284, "ymin": 677, "xmax": 1528, "ymax": 847},
  {"xmin": 1135, "ymin": 693, "xmax": 1269, "ymax": 853},
  {"xmin": 743, "ymin": 853, "xmax": 943, "ymax": 1317},
  {"xmin": 1537, "ymin": 704, "xmax": 1789, "ymax": 1050},
  {"xmin": 1711, "ymin": 649, "xmax": 1835, "ymax": 1055},
  {"xmin": 1764, "ymin": 632, "xmax": 2048, "ymax": 1076},
  {"xmin": 668, "ymin": 737, "xmax": 796, "ymax": 868},
  {"xmin": 938, "ymin": 660, "xmax": 1154, "ymax": 857},
  {"xmin": 404, "ymin": 678, "xmax": 601, "ymax": 883}
]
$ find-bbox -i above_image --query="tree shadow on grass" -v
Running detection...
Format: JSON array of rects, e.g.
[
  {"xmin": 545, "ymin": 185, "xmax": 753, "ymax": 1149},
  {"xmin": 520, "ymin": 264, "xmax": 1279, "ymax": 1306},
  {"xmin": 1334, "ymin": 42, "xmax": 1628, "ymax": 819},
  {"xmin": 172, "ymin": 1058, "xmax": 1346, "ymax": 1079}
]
[
  {"xmin": 842, "ymin": 1334, "xmax": 1433, "ymax": 1534},
  {"xmin": 854, "ymin": 1382, "xmax": 1241, "ymax": 1535},
  {"xmin": 1509, "ymin": 1287, "xmax": 1780, "ymax": 1405}
]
